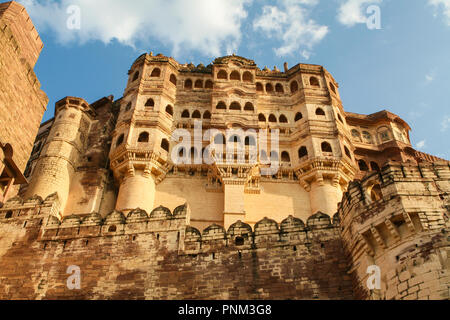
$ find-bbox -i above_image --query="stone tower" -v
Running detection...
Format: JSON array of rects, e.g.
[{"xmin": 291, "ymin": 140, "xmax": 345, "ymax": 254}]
[
  {"xmin": 25, "ymin": 97, "xmax": 93, "ymax": 213},
  {"xmin": 0, "ymin": 1, "xmax": 48, "ymax": 204},
  {"xmin": 109, "ymin": 53, "xmax": 360, "ymax": 230},
  {"xmin": 110, "ymin": 53, "xmax": 177, "ymax": 215},
  {"xmin": 339, "ymin": 161, "xmax": 450, "ymax": 299}
]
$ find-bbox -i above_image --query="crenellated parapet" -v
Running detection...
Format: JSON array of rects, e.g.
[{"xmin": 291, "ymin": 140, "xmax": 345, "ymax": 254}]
[
  {"xmin": 338, "ymin": 161, "xmax": 450, "ymax": 300},
  {"xmin": 184, "ymin": 212, "xmax": 342, "ymax": 255}
]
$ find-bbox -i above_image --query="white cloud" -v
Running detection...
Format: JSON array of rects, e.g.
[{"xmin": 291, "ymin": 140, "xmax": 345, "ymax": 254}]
[
  {"xmin": 337, "ymin": 0, "xmax": 382, "ymax": 27},
  {"xmin": 425, "ymin": 74, "xmax": 434, "ymax": 83},
  {"xmin": 429, "ymin": 0, "xmax": 450, "ymax": 25},
  {"xmin": 253, "ymin": 0, "xmax": 328, "ymax": 58},
  {"xmin": 19, "ymin": 0, "xmax": 250, "ymax": 57},
  {"xmin": 416, "ymin": 140, "xmax": 427, "ymax": 149},
  {"xmin": 441, "ymin": 115, "xmax": 450, "ymax": 132}
]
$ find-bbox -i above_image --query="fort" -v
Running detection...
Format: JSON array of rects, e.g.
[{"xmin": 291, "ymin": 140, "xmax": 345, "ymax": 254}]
[{"xmin": 0, "ymin": 1, "xmax": 448, "ymax": 300}]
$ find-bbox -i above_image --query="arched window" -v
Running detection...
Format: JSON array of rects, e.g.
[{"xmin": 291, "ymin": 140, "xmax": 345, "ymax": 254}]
[
  {"xmin": 217, "ymin": 70, "xmax": 228, "ymax": 80},
  {"xmin": 316, "ymin": 108, "xmax": 325, "ymax": 116},
  {"xmin": 195, "ymin": 80, "xmax": 203, "ymax": 89},
  {"xmin": 5, "ymin": 211, "xmax": 13, "ymax": 219},
  {"xmin": 170, "ymin": 74, "xmax": 177, "ymax": 86},
  {"xmin": 245, "ymin": 136, "xmax": 256, "ymax": 146},
  {"xmin": 260, "ymin": 150, "xmax": 268, "ymax": 161},
  {"xmin": 229, "ymin": 102, "xmax": 241, "ymax": 111},
  {"xmin": 275, "ymin": 83, "xmax": 284, "ymax": 93},
  {"xmin": 229, "ymin": 135, "xmax": 241, "ymax": 143},
  {"xmin": 216, "ymin": 101, "xmax": 226, "ymax": 110},
  {"xmin": 279, "ymin": 115, "xmax": 288, "ymax": 123},
  {"xmin": 295, "ymin": 112, "xmax": 303, "ymax": 122},
  {"xmin": 378, "ymin": 127, "xmax": 391, "ymax": 142},
  {"xmin": 358, "ymin": 159, "xmax": 369, "ymax": 171},
  {"xmin": 145, "ymin": 98, "xmax": 155, "ymax": 107},
  {"xmin": 310, "ymin": 76, "xmax": 320, "ymax": 87},
  {"xmin": 230, "ymin": 71, "xmax": 241, "ymax": 81},
  {"xmin": 132, "ymin": 71, "xmax": 139, "ymax": 82},
  {"xmin": 362, "ymin": 131, "xmax": 373, "ymax": 143},
  {"xmin": 138, "ymin": 132, "xmax": 149, "ymax": 143},
  {"xmin": 151, "ymin": 68, "xmax": 161, "ymax": 77},
  {"xmin": 321, "ymin": 142, "xmax": 332, "ymax": 153},
  {"xmin": 178, "ymin": 147, "xmax": 187, "ymax": 158},
  {"xmin": 161, "ymin": 139, "xmax": 170, "ymax": 152},
  {"xmin": 298, "ymin": 146, "xmax": 308, "ymax": 159},
  {"xmin": 190, "ymin": 147, "xmax": 198, "ymax": 160},
  {"xmin": 352, "ymin": 129, "xmax": 362, "ymax": 142},
  {"xmin": 125, "ymin": 102, "xmax": 132, "ymax": 111},
  {"xmin": 192, "ymin": 110, "xmax": 201, "ymax": 119},
  {"xmin": 268, "ymin": 114, "xmax": 277, "ymax": 123},
  {"xmin": 290, "ymin": 81, "xmax": 299, "ymax": 93},
  {"xmin": 266, "ymin": 83, "xmax": 274, "ymax": 93},
  {"xmin": 243, "ymin": 71, "xmax": 253, "ymax": 82},
  {"xmin": 165, "ymin": 105, "xmax": 173, "ymax": 116},
  {"xmin": 244, "ymin": 102, "xmax": 254, "ymax": 111},
  {"xmin": 281, "ymin": 151, "xmax": 290, "ymax": 162},
  {"xmin": 214, "ymin": 134, "xmax": 226, "ymax": 145},
  {"xmin": 116, "ymin": 134, "xmax": 124, "ymax": 147},
  {"xmin": 329, "ymin": 82, "xmax": 336, "ymax": 94},
  {"xmin": 203, "ymin": 111, "xmax": 211, "ymax": 119},
  {"xmin": 185, "ymin": 79, "xmax": 193, "ymax": 89},
  {"xmin": 370, "ymin": 184, "xmax": 383, "ymax": 202},
  {"xmin": 205, "ymin": 80, "xmax": 213, "ymax": 89},
  {"xmin": 344, "ymin": 146, "xmax": 351, "ymax": 159},
  {"xmin": 181, "ymin": 110, "xmax": 190, "ymax": 118},
  {"xmin": 258, "ymin": 114, "xmax": 266, "ymax": 122},
  {"xmin": 370, "ymin": 162, "xmax": 380, "ymax": 171},
  {"xmin": 256, "ymin": 82, "xmax": 264, "ymax": 92}
]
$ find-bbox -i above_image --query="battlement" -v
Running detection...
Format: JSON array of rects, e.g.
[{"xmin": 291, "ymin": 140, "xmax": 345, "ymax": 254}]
[
  {"xmin": 0, "ymin": 194, "xmax": 341, "ymax": 252},
  {"xmin": 338, "ymin": 161, "xmax": 450, "ymax": 300}
]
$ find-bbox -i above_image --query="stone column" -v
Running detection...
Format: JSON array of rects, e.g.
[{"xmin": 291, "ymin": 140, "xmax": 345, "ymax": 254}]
[
  {"xmin": 115, "ymin": 166, "xmax": 156, "ymax": 215},
  {"xmin": 223, "ymin": 182, "xmax": 245, "ymax": 230}
]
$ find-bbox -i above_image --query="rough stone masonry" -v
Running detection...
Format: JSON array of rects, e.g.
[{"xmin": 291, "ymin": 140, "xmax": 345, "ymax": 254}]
[{"xmin": 0, "ymin": 1, "xmax": 448, "ymax": 300}]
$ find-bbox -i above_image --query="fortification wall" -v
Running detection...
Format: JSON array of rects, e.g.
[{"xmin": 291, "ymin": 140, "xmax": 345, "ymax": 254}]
[
  {"xmin": 339, "ymin": 161, "xmax": 450, "ymax": 300},
  {"xmin": 0, "ymin": 2, "xmax": 48, "ymax": 175},
  {"xmin": 0, "ymin": 197, "xmax": 353, "ymax": 300}
]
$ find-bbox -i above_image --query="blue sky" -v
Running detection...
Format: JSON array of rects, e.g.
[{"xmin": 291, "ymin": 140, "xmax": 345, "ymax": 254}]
[{"xmin": 13, "ymin": 0, "xmax": 450, "ymax": 159}]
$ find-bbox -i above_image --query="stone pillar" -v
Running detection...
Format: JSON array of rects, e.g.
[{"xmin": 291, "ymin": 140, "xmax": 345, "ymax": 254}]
[
  {"xmin": 25, "ymin": 100, "xmax": 85, "ymax": 214},
  {"xmin": 115, "ymin": 168, "xmax": 156, "ymax": 215},
  {"xmin": 309, "ymin": 180, "xmax": 342, "ymax": 215},
  {"xmin": 223, "ymin": 183, "xmax": 245, "ymax": 230}
]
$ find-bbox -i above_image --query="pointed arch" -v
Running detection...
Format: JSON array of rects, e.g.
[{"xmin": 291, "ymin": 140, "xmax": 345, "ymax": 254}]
[
  {"xmin": 194, "ymin": 79, "xmax": 203, "ymax": 89},
  {"xmin": 192, "ymin": 110, "xmax": 201, "ymax": 119},
  {"xmin": 169, "ymin": 74, "xmax": 177, "ymax": 86},
  {"xmin": 185, "ymin": 79, "xmax": 193, "ymax": 89},
  {"xmin": 290, "ymin": 80, "xmax": 299, "ymax": 93},
  {"xmin": 230, "ymin": 71, "xmax": 241, "ymax": 81},
  {"xmin": 279, "ymin": 114, "xmax": 288, "ymax": 123},
  {"xmin": 181, "ymin": 110, "xmax": 190, "ymax": 118},
  {"xmin": 275, "ymin": 83, "xmax": 284, "ymax": 93},
  {"xmin": 151, "ymin": 68, "xmax": 161, "ymax": 77},
  {"xmin": 145, "ymin": 98, "xmax": 155, "ymax": 108},
  {"xmin": 321, "ymin": 142, "xmax": 332, "ymax": 153},
  {"xmin": 243, "ymin": 71, "xmax": 253, "ymax": 82},
  {"xmin": 203, "ymin": 111, "xmax": 211, "ymax": 119},
  {"xmin": 138, "ymin": 132, "xmax": 149, "ymax": 143}
]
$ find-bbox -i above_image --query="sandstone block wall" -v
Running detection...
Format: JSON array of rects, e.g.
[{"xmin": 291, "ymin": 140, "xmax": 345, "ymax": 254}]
[
  {"xmin": 339, "ymin": 161, "xmax": 450, "ymax": 300},
  {"xmin": 0, "ymin": 2, "xmax": 48, "ymax": 174},
  {"xmin": 0, "ymin": 199, "xmax": 353, "ymax": 300}
]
